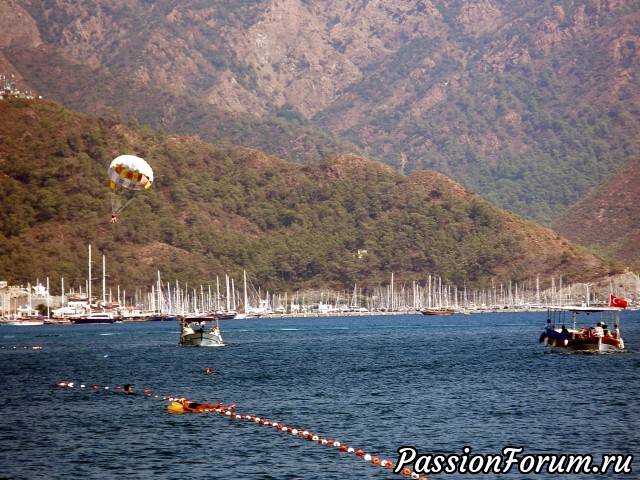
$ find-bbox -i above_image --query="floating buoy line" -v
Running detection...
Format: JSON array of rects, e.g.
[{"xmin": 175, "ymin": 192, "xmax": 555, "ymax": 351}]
[{"xmin": 56, "ymin": 380, "xmax": 429, "ymax": 479}]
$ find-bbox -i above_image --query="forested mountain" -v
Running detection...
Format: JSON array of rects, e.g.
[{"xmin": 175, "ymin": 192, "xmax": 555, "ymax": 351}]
[
  {"xmin": 0, "ymin": 98, "xmax": 616, "ymax": 295},
  {"xmin": 1, "ymin": 0, "xmax": 639, "ymax": 224}
]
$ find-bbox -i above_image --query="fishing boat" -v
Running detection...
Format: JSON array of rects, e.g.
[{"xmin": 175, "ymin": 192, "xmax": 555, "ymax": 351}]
[
  {"xmin": 539, "ymin": 301, "xmax": 625, "ymax": 353},
  {"xmin": 178, "ymin": 316, "xmax": 225, "ymax": 347}
]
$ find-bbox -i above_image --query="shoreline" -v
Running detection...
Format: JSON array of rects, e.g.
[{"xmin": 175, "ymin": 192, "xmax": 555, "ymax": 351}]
[{"xmin": 3, "ymin": 305, "xmax": 636, "ymax": 326}]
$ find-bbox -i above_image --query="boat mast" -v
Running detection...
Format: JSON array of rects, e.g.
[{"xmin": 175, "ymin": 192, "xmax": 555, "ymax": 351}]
[
  {"xmin": 157, "ymin": 271, "xmax": 162, "ymax": 313},
  {"xmin": 216, "ymin": 276, "xmax": 221, "ymax": 311},
  {"xmin": 243, "ymin": 270, "xmax": 248, "ymax": 313},
  {"xmin": 102, "ymin": 254, "xmax": 106, "ymax": 305},
  {"xmin": 88, "ymin": 245, "xmax": 92, "ymax": 314},
  {"xmin": 231, "ymin": 278, "xmax": 236, "ymax": 311}
]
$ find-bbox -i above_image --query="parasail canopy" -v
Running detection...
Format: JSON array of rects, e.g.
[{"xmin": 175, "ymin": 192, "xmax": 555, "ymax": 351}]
[{"xmin": 108, "ymin": 155, "xmax": 154, "ymax": 192}]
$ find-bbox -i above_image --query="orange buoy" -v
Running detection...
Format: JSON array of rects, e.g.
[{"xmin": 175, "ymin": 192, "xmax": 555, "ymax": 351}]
[
  {"xmin": 356, "ymin": 449, "xmax": 364, "ymax": 457},
  {"xmin": 372, "ymin": 457, "xmax": 380, "ymax": 465},
  {"xmin": 167, "ymin": 402, "xmax": 185, "ymax": 414}
]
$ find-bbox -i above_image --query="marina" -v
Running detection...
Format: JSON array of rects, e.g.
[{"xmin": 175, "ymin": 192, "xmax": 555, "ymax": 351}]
[{"xmin": 3, "ymin": 254, "xmax": 640, "ymax": 324}]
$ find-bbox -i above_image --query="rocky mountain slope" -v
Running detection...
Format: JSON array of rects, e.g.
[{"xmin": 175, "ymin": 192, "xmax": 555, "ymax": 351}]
[{"xmin": 1, "ymin": 0, "xmax": 639, "ymax": 225}]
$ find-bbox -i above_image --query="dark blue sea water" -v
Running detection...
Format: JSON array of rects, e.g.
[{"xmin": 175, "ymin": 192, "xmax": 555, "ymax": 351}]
[{"xmin": 1, "ymin": 311, "xmax": 638, "ymax": 479}]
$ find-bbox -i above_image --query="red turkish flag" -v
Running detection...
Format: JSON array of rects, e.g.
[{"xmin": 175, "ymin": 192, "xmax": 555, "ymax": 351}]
[{"xmin": 609, "ymin": 294, "xmax": 628, "ymax": 309}]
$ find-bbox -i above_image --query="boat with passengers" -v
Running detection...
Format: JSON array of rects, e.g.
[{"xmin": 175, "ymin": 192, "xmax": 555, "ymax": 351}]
[{"xmin": 539, "ymin": 295, "xmax": 626, "ymax": 352}]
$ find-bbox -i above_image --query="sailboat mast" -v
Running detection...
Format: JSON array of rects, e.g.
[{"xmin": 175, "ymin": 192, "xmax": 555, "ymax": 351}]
[
  {"xmin": 102, "ymin": 255, "xmax": 106, "ymax": 305},
  {"xmin": 46, "ymin": 277, "xmax": 50, "ymax": 319},
  {"xmin": 88, "ymin": 245, "xmax": 92, "ymax": 314},
  {"xmin": 243, "ymin": 270, "xmax": 248, "ymax": 312},
  {"xmin": 157, "ymin": 271, "xmax": 162, "ymax": 313}
]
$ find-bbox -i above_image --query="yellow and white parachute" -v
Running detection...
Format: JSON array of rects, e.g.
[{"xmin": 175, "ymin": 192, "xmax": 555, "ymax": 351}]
[{"xmin": 108, "ymin": 155, "xmax": 154, "ymax": 219}]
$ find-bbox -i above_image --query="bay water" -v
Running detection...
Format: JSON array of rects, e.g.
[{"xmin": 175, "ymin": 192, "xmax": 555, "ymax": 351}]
[{"xmin": 1, "ymin": 311, "xmax": 638, "ymax": 479}]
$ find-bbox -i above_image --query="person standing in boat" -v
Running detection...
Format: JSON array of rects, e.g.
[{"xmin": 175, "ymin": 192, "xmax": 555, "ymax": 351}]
[
  {"xmin": 592, "ymin": 322, "xmax": 604, "ymax": 337},
  {"xmin": 182, "ymin": 322, "xmax": 194, "ymax": 335}
]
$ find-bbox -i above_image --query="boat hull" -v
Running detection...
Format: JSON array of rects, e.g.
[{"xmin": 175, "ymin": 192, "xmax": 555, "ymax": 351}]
[
  {"xmin": 148, "ymin": 315, "xmax": 178, "ymax": 322},
  {"xmin": 179, "ymin": 330, "xmax": 224, "ymax": 347},
  {"xmin": 542, "ymin": 328, "xmax": 624, "ymax": 352},
  {"xmin": 72, "ymin": 318, "xmax": 116, "ymax": 324},
  {"xmin": 420, "ymin": 308, "xmax": 455, "ymax": 315},
  {"xmin": 1, "ymin": 320, "xmax": 45, "ymax": 326}
]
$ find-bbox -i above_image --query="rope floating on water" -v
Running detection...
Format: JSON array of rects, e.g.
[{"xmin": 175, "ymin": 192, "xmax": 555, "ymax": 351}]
[
  {"xmin": 172, "ymin": 401, "xmax": 428, "ymax": 479},
  {"xmin": 56, "ymin": 381, "xmax": 429, "ymax": 479},
  {"xmin": 56, "ymin": 381, "xmax": 154, "ymax": 395}
]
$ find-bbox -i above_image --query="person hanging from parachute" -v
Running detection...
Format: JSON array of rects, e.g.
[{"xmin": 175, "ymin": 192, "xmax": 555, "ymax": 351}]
[{"xmin": 107, "ymin": 155, "xmax": 154, "ymax": 224}]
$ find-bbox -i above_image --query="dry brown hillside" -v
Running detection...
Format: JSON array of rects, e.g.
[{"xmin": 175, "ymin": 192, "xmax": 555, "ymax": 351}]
[{"xmin": 553, "ymin": 157, "xmax": 640, "ymax": 269}]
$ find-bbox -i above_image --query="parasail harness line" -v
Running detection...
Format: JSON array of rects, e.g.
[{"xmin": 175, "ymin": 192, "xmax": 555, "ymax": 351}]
[{"xmin": 109, "ymin": 192, "xmax": 139, "ymax": 216}]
